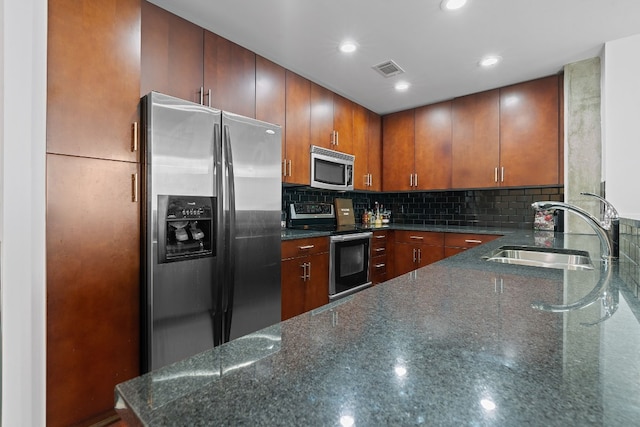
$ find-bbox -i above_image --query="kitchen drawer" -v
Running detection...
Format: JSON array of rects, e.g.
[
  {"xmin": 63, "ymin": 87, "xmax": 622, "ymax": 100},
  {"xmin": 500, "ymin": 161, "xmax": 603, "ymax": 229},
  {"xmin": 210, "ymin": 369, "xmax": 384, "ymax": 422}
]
[
  {"xmin": 371, "ymin": 230, "xmax": 388, "ymax": 245},
  {"xmin": 444, "ymin": 233, "xmax": 501, "ymax": 248},
  {"xmin": 394, "ymin": 230, "xmax": 444, "ymax": 246},
  {"xmin": 281, "ymin": 237, "xmax": 329, "ymax": 260}
]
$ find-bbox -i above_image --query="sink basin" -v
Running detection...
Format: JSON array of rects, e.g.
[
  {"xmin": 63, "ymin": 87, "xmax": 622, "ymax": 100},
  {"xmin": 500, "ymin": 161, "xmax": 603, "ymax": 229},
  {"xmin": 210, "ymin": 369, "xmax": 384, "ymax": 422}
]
[{"xmin": 483, "ymin": 245, "xmax": 595, "ymax": 271}]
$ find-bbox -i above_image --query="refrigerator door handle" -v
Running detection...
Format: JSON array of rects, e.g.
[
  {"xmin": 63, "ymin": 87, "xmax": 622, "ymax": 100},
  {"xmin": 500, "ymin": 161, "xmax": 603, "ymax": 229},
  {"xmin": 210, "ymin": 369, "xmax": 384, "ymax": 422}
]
[
  {"xmin": 222, "ymin": 124, "xmax": 237, "ymax": 343},
  {"xmin": 213, "ymin": 122, "xmax": 224, "ymax": 347}
]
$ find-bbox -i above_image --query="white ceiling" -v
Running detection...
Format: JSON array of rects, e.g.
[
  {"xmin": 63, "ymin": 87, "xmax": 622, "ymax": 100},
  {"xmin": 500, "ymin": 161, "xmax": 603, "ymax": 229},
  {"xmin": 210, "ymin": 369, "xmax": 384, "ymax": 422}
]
[{"xmin": 148, "ymin": 0, "xmax": 640, "ymax": 115}]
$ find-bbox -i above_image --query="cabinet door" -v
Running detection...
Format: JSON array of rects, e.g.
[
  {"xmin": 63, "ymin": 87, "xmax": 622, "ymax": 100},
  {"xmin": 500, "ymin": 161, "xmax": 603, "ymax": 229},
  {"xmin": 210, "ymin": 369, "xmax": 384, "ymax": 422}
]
[
  {"xmin": 140, "ymin": 1, "xmax": 203, "ymax": 102},
  {"xmin": 333, "ymin": 94, "xmax": 354, "ymax": 154},
  {"xmin": 417, "ymin": 244, "xmax": 445, "ymax": 267},
  {"xmin": 47, "ymin": 0, "xmax": 140, "ymax": 162},
  {"xmin": 284, "ymin": 71, "xmax": 311, "ymax": 184},
  {"xmin": 367, "ymin": 111, "xmax": 382, "ymax": 191},
  {"xmin": 415, "ymin": 101, "xmax": 452, "ymax": 190},
  {"xmin": 352, "ymin": 103, "xmax": 369, "ymax": 190},
  {"xmin": 452, "ymin": 89, "xmax": 500, "ymax": 188},
  {"xmin": 281, "ymin": 253, "xmax": 329, "ymax": 320},
  {"xmin": 203, "ymin": 30, "xmax": 256, "ymax": 118},
  {"xmin": 382, "ymin": 109, "xmax": 415, "ymax": 191},
  {"xmin": 310, "ymin": 82, "xmax": 334, "ymax": 149},
  {"xmin": 393, "ymin": 243, "xmax": 419, "ymax": 276},
  {"xmin": 499, "ymin": 75, "xmax": 560, "ymax": 187},
  {"xmin": 256, "ymin": 56, "xmax": 286, "ymax": 159},
  {"xmin": 46, "ymin": 154, "xmax": 140, "ymax": 426}
]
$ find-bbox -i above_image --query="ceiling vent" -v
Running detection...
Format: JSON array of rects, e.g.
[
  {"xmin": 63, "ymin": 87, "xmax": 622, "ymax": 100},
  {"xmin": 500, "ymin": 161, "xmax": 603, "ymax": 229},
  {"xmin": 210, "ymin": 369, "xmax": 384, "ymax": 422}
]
[{"xmin": 372, "ymin": 60, "xmax": 405, "ymax": 78}]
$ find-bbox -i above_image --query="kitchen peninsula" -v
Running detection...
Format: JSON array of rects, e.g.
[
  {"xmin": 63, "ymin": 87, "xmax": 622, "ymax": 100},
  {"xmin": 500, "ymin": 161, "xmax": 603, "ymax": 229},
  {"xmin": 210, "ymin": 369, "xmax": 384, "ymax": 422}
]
[{"xmin": 115, "ymin": 230, "xmax": 640, "ymax": 426}]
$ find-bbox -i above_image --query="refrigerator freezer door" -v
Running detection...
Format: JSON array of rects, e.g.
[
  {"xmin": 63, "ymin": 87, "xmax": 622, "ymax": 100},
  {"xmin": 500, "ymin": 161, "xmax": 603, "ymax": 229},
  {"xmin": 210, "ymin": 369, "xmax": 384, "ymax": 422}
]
[
  {"xmin": 143, "ymin": 92, "xmax": 222, "ymax": 372},
  {"xmin": 221, "ymin": 112, "xmax": 282, "ymax": 342}
]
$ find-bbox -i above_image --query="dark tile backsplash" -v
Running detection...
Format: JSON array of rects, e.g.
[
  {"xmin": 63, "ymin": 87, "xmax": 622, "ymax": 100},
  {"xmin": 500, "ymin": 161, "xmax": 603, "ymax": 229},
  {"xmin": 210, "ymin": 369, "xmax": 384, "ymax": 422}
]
[
  {"xmin": 283, "ymin": 186, "xmax": 564, "ymax": 229},
  {"xmin": 619, "ymin": 218, "xmax": 640, "ymax": 299}
]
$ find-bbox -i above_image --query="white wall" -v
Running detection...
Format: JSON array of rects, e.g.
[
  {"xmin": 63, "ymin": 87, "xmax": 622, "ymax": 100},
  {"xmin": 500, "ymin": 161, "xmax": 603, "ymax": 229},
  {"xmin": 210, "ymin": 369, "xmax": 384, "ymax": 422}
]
[
  {"xmin": 0, "ymin": 0, "xmax": 47, "ymax": 425},
  {"xmin": 603, "ymin": 34, "xmax": 640, "ymax": 220}
]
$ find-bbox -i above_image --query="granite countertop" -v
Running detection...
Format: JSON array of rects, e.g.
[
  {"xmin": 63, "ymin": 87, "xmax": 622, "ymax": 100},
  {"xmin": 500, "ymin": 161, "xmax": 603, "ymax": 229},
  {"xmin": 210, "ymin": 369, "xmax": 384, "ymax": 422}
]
[{"xmin": 115, "ymin": 230, "xmax": 640, "ymax": 426}]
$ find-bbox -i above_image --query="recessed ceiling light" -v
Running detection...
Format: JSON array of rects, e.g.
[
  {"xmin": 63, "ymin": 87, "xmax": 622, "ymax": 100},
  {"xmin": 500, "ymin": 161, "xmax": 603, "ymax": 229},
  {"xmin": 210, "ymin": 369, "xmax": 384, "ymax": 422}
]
[
  {"xmin": 479, "ymin": 55, "xmax": 502, "ymax": 67},
  {"xmin": 395, "ymin": 81, "xmax": 410, "ymax": 91},
  {"xmin": 441, "ymin": 0, "xmax": 468, "ymax": 11},
  {"xmin": 339, "ymin": 41, "xmax": 357, "ymax": 53}
]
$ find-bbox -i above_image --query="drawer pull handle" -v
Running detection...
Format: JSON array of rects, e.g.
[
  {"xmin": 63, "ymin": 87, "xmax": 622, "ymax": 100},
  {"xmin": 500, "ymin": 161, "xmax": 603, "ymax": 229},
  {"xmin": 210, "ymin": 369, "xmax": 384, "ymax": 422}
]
[
  {"xmin": 298, "ymin": 245, "xmax": 315, "ymax": 250},
  {"xmin": 410, "ymin": 236, "xmax": 424, "ymax": 240},
  {"xmin": 375, "ymin": 248, "xmax": 385, "ymax": 252},
  {"xmin": 465, "ymin": 239, "xmax": 482, "ymax": 244},
  {"xmin": 375, "ymin": 235, "xmax": 386, "ymax": 239},
  {"xmin": 375, "ymin": 263, "xmax": 386, "ymax": 268}
]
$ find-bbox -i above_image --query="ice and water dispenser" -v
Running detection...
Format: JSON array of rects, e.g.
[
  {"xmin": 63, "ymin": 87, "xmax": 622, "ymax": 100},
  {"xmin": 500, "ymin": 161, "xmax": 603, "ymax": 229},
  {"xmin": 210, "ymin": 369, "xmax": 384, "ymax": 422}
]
[{"xmin": 157, "ymin": 195, "xmax": 215, "ymax": 263}]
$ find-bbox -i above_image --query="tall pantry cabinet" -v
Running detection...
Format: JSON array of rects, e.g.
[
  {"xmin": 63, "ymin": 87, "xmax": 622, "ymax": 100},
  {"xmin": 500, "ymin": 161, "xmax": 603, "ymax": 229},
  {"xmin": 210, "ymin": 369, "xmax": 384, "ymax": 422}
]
[{"xmin": 47, "ymin": 0, "xmax": 141, "ymax": 426}]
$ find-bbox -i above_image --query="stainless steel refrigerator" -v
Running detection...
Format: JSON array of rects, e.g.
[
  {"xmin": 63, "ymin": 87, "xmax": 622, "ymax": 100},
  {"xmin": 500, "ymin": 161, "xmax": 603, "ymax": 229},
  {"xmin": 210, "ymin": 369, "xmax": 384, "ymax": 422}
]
[{"xmin": 140, "ymin": 91, "xmax": 282, "ymax": 372}]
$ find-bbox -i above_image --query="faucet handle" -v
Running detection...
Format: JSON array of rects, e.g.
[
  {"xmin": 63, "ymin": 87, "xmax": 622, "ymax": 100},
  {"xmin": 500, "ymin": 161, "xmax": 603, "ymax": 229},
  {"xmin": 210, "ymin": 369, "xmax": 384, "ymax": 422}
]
[{"xmin": 580, "ymin": 192, "xmax": 619, "ymax": 229}]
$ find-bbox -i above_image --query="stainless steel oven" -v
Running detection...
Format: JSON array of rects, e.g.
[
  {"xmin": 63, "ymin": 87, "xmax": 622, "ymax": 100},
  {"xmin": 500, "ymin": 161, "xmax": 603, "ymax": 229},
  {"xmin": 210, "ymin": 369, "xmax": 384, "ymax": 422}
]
[{"xmin": 329, "ymin": 231, "xmax": 372, "ymax": 301}]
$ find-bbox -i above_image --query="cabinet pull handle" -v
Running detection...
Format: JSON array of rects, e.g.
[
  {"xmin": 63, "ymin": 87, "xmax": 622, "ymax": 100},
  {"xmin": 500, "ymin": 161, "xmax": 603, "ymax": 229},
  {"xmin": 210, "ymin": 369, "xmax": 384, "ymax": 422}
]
[
  {"xmin": 501, "ymin": 166, "xmax": 504, "ymax": 182},
  {"xmin": 465, "ymin": 239, "xmax": 482, "ymax": 244},
  {"xmin": 414, "ymin": 173, "xmax": 418, "ymax": 187},
  {"xmin": 375, "ymin": 263, "xmax": 386, "ymax": 269},
  {"xmin": 131, "ymin": 173, "xmax": 138, "ymax": 202},
  {"xmin": 410, "ymin": 174, "xmax": 413, "ymax": 187},
  {"xmin": 418, "ymin": 248, "xmax": 422, "ymax": 263},
  {"xmin": 199, "ymin": 87, "xmax": 204, "ymax": 105},
  {"xmin": 375, "ymin": 247, "xmax": 385, "ymax": 252},
  {"xmin": 131, "ymin": 122, "xmax": 138, "ymax": 152},
  {"xmin": 369, "ymin": 174, "xmax": 373, "ymax": 186},
  {"xmin": 298, "ymin": 245, "xmax": 315, "ymax": 250},
  {"xmin": 494, "ymin": 167, "xmax": 498, "ymax": 183},
  {"xmin": 282, "ymin": 159, "xmax": 287, "ymax": 177},
  {"xmin": 307, "ymin": 261, "xmax": 311, "ymax": 280},
  {"xmin": 412, "ymin": 248, "xmax": 417, "ymax": 263},
  {"xmin": 207, "ymin": 89, "xmax": 212, "ymax": 108},
  {"xmin": 300, "ymin": 263, "xmax": 308, "ymax": 281},
  {"xmin": 375, "ymin": 235, "xmax": 386, "ymax": 239},
  {"xmin": 409, "ymin": 235, "xmax": 424, "ymax": 240},
  {"xmin": 336, "ymin": 130, "xmax": 339, "ymax": 146},
  {"xmin": 288, "ymin": 160, "xmax": 292, "ymax": 177}
]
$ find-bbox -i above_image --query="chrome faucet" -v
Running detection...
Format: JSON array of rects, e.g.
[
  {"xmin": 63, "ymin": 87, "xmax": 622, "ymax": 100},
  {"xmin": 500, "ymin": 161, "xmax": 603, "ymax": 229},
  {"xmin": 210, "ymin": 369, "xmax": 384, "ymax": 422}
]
[
  {"xmin": 531, "ymin": 201, "xmax": 614, "ymax": 260},
  {"xmin": 580, "ymin": 192, "xmax": 620, "ymax": 258}
]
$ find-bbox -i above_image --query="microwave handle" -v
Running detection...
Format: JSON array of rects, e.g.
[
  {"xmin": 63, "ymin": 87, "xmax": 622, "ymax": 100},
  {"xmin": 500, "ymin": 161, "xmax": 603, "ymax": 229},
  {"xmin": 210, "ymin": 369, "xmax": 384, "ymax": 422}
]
[{"xmin": 346, "ymin": 164, "xmax": 353, "ymax": 186}]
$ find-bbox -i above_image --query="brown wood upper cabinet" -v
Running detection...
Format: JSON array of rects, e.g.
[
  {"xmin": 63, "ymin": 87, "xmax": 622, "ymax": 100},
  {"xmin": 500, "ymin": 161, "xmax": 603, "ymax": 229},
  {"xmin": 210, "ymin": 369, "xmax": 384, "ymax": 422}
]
[
  {"xmin": 48, "ymin": 0, "xmax": 141, "ymax": 162},
  {"xmin": 499, "ymin": 75, "xmax": 560, "ymax": 186},
  {"xmin": 452, "ymin": 75, "xmax": 560, "ymax": 189},
  {"xmin": 451, "ymin": 89, "xmax": 501, "ymax": 188},
  {"xmin": 284, "ymin": 71, "xmax": 311, "ymax": 185},
  {"xmin": 141, "ymin": 3, "xmax": 256, "ymax": 117},
  {"xmin": 203, "ymin": 31, "xmax": 256, "ymax": 118},
  {"xmin": 256, "ymin": 56, "xmax": 287, "ymax": 169},
  {"xmin": 382, "ymin": 109, "xmax": 415, "ymax": 191},
  {"xmin": 382, "ymin": 101, "xmax": 452, "ymax": 191},
  {"xmin": 354, "ymin": 106, "xmax": 382, "ymax": 191},
  {"xmin": 140, "ymin": 1, "xmax": 204, "ymax": 102}
]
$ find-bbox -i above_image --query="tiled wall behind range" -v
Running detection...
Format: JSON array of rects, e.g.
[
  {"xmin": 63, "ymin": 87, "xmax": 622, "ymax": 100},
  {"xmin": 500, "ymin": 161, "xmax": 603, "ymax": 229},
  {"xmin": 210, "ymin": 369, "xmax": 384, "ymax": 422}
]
[
  {"xmin": 619, "ymin": 218, "xmax": 640, "ymax": 299},
  {"xmin": 283, "ymin": 186, "xmax": 564, "ymax": 229}
]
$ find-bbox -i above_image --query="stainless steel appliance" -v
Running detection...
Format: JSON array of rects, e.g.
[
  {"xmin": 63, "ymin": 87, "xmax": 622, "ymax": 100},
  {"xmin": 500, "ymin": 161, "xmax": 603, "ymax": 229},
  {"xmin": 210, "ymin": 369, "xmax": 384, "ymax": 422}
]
[
  {"xmin": 310, "ymin": 145, "xmax": 355, "ymax": 191},
  {"xmin": 288, "ymin": 202, "xmax": 372, "ymax": 301},
  {"xmin": 141, "ymin": 92, "xmax": 282, "ymax": 372}
]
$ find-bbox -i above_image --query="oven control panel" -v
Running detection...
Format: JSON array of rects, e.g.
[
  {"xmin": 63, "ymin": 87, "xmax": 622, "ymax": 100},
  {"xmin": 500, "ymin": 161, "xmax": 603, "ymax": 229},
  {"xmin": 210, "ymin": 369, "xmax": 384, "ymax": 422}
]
[{"xmin": 289, "ymin": 202, "xmax": 335, "ymax": 219}]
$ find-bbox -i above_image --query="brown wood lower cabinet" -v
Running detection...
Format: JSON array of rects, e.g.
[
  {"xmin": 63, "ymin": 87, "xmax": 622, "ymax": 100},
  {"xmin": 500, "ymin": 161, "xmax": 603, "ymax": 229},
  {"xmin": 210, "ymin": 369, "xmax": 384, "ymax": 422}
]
[
  {"xmin": 46, "ymin": 154, "xmax": 140, "ymax": 427},
  {"xmin": 281, "ymin": 237, "xmax": 329, "ymax": 320},
  {"xmin": 444, "ymin": 233, "xmax": 501, "ymax": 257},
  {"xmin": 393, "ymin": 231, "xmax": 445, "ymax": 277},
  {"xmin": 370, "ymin": 230, "xmax": 389, "ymax": 284}
]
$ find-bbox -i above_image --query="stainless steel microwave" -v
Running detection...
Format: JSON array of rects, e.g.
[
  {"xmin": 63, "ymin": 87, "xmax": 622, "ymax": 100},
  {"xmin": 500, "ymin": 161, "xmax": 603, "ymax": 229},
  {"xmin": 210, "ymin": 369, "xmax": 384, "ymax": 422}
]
[{"xmin": 310, "ymin": 145, "xmax": 354, "ymax": 191}]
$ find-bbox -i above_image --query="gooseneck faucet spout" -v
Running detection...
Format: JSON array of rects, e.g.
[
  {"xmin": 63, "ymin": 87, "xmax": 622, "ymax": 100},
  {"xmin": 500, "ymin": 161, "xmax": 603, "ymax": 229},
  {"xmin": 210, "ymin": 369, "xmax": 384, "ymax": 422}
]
[
  {"xmin": 531, "ymin": 201, "xmax": 613, "ymax": 260},
  {"xmin": 580, "ymin": 192, "xmax": 620, "ymax": 258}
]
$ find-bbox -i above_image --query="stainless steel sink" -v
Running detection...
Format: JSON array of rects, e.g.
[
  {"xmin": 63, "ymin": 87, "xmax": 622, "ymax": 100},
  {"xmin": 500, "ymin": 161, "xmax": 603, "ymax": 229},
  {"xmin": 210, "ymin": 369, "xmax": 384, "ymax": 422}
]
[{"xmin": 483, "ymin": 245, "xmax": 594, "ymax": 271}]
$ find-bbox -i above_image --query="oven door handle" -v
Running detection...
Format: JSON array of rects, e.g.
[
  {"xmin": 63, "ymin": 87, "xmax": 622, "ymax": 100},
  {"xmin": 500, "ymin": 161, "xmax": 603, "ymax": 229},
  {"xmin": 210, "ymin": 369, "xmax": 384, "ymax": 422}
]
[{"xmin": 330, "ymin": 232, "xmax": 372, "ymax": 242}]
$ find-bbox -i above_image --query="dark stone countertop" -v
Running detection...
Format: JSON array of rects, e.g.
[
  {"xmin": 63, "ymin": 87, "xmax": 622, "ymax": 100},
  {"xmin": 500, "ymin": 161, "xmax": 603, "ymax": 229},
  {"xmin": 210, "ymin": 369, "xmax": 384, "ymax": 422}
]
[{"xmin": 115, "ymin": 230, "xmax": 640, "ymax": 426}]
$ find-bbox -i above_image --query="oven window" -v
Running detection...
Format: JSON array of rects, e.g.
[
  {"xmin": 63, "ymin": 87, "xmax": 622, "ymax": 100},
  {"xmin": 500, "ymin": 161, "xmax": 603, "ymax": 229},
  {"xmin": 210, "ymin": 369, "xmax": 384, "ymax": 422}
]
[
  {"xmin": 315, "ymin": 158, "xmax": 345, "ymax": 185},
  {"xmin": 340, "ymin": 245, "xmax": 364, "ymax": 277}
]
